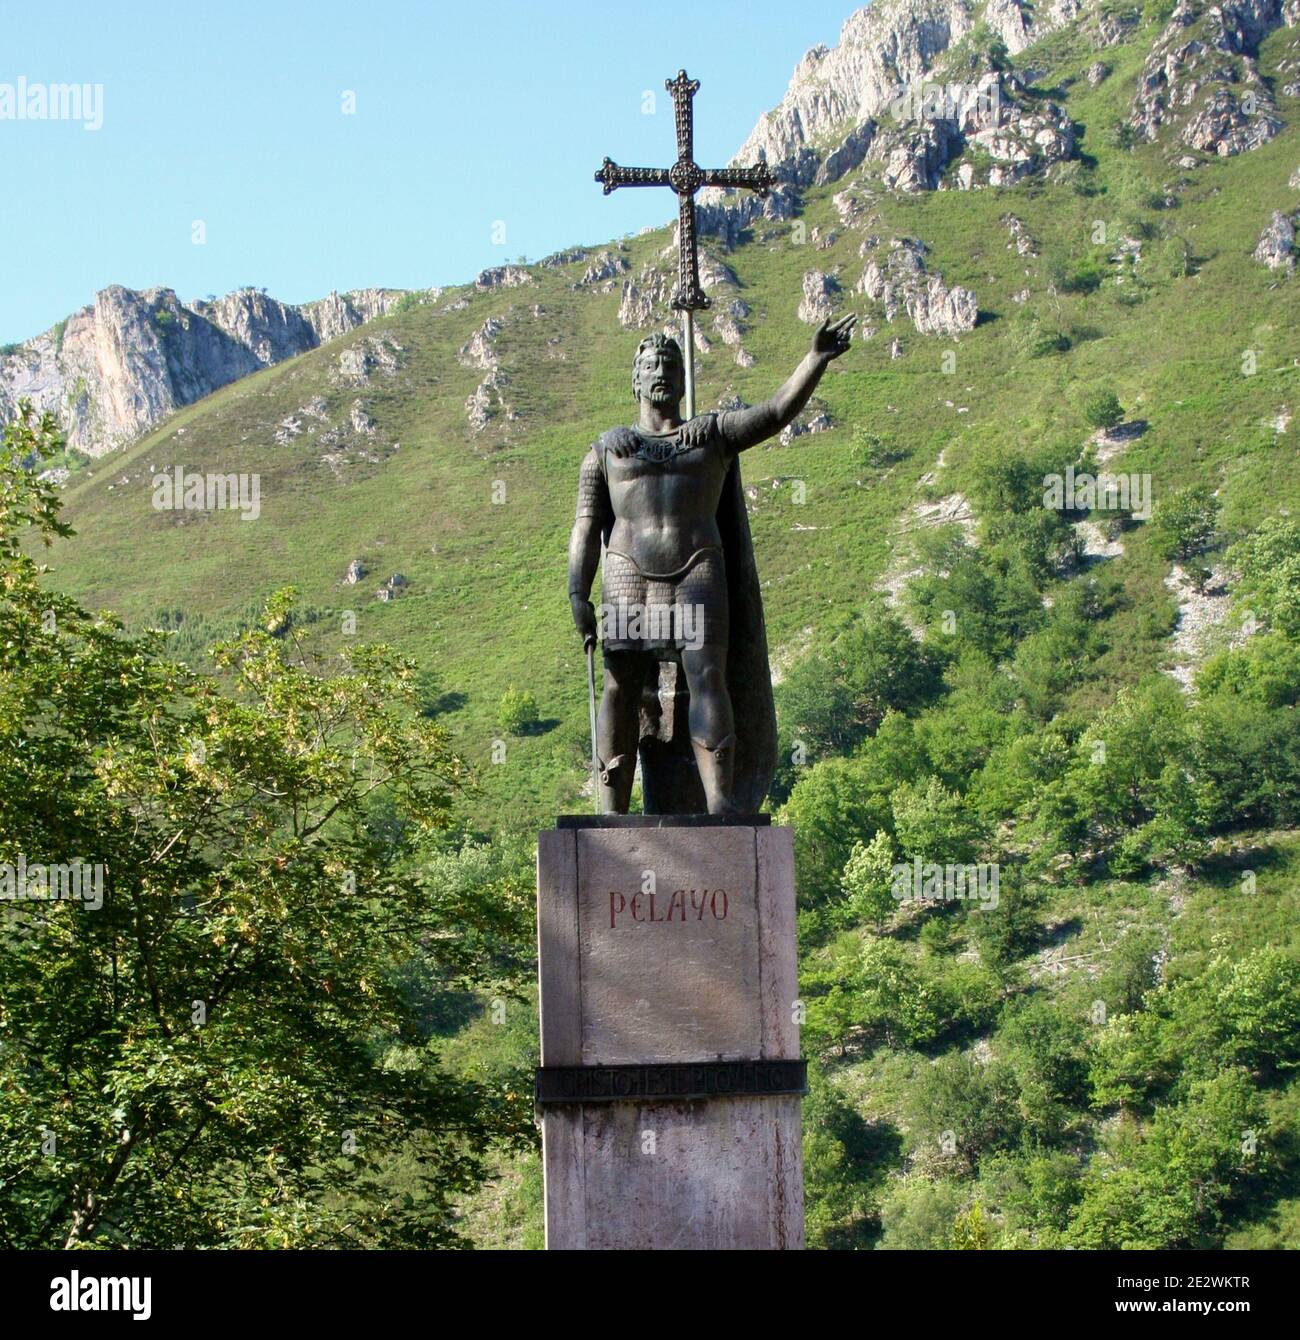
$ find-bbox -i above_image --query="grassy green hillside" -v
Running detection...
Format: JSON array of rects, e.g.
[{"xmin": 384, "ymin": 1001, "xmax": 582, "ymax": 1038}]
[{"xmin": 37, "ymin": 7, "xmax": 1300, "ymax": 1247}]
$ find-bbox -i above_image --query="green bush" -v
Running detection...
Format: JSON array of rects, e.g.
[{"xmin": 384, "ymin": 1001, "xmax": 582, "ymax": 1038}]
[
  {"xmin": 496, "ymin": 685, "xmax": 539, "ymax": 735},
  {"xmin": 1149, "ymin": 484, "xmax": 1220, "ymax": 560},
  {"xmin": 1083, "ymin": 388, "xmax": 1124, "ymax": 431}
]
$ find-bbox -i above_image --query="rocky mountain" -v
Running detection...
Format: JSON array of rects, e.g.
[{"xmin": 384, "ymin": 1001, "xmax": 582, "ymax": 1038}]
[
  {"xmin": 1132, "ymin": 0, "xmax": 1300, "ymax": 156},
  {"xmin": 9, "ymin": 0, "xmax": 1296, "ymax": 461},
  {"xmin": 697, "ymin": 0, "xmax": 1082, "ymax": 237},
  {"xmin": 698, "ymin": 0, "xmax": 1297, "ymax": 237},
  {"xmin": 0, "ymin": 284, "xmax": 407, "ymax": 456}
]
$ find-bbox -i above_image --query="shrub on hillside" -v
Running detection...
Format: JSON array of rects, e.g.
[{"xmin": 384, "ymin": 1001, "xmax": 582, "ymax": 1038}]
[{"xmin": 1149, "ymin": 484, "xmax": 1220, "ymax": 560}]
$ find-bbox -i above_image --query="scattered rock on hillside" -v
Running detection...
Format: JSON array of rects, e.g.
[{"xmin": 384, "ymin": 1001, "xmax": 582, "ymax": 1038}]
[
  {"xmin": 1164, "ymin": 562, "xmax": 1250, "ymax": 690},
  {"xmin": 376, "ymin": 573, "xmax": 408, "ymax": 602},
  {"xmin": 1002, "ymin": 213, "xmax": 1038, "ymax": 256},
  {"xmin": 0, "ymin": 283, "xmax": 403, "ymax": 458},
  {"xmin": 1095, "ymin": 8, "xmax": 1138, "ymax": 46},
  {"xmin": 540, "ymin": 248, "xmax": 587, "ymax": 268},
  {"xmin": 1088, "ymin": 418, "xmax": 1149, "ymax": 466},
  {"xmin": 575, "ymin": 250, "xmax": 630, "ymax": 288},
  {"xmin": 332, "ymin": 334, "xmax": 404, "ymax": 387},
  {"xmin": 301, "ymin": 288, "xmax": 410, "ymax": 343},
  {"xmin": 910, "ymin": 275, "xmax": 978, "ymax": 336},
  {"xmin": 858, "ymin": 237, "xmax": 978, "ymax": 337},
  {"xmin": 1184, "ymin": 90, "xmax": 1282, "ymax": 156},
  {"xmin": 798, "ymin": 270, "xmax": 841, "ymax": 324},
  {"xmin": 909, "ymin": 491, "xmax": 975, "ymax": 535},
  {"xmin": 274, "ymin": 415, "xmax": 303, "ymax": 445},
  {"xmin": 873, "ymin": 120, "xmax": 960, "ymax": 193},
  {"xmin": 833, "ymin": 185, "xmax": 873, "ymax": 228},
  {"xmin": 778, "ymin": 409, "xmax": 833, "ymax": 445},
  {"xmin": 1074, "ymin": 518, "xmax": 1126, "ymax": 564},
  {"xmin": 345, "ymin": 559, "xmax": 366, "ymax": 584},
  {"xmin": 618, "ymin": 264, "xmax": 673, "ymax": 330},
  {"xmin": 475, "ymin": 265, "xmax": 534, "ymax": 290},
  {"xmin": 458, "ymin": 316, "xmax": 505, "ymax": 370},
  {"xmin": 1254, "ymin": 209, "xmax": 1297, "ymax": 271},
  {"xmin": 964, "ymin": 91, "xmax": 1075, "ymax": 188},
  {"xmin": 465, "ymin": 368, "xmax": 514, "ymax": 435},
  {"xmin": 814, "ymin": 120, "xmax": 876, "ymax": 185},
  {"xmin": 1086, "ymin": 61, "xmax": 1110, "ymax": 86},
  {"xmin": 350, "ymin": 400, "xmax": 376, "ymax": 436},
  {"xmin": 712, "ymin": 306, "xmax": 756, "ymax": 367}
]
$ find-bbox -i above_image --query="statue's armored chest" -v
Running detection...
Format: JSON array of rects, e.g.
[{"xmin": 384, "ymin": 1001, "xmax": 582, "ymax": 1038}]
[{"xmin": 601, "ymin": 422, "xmax": 720, "ymax": 487}]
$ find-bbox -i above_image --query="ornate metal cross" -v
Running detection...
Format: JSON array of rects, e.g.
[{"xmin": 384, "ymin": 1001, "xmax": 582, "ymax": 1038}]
[{"xmin": 595, "ymin": 69, "xmax": 772, "ymax": 313}]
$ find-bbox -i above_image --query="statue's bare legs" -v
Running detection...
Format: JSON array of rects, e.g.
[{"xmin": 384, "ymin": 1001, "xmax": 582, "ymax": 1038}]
[
  {"xmin": 597, "ymin": 646, "xmax": 737, "ymax": 815},
  {"xmin": 681, "ymin": 644, "xmax": 736, "ymax": 814},
  {"xmin": 596, "ymin": 650, "xmax": 651, "ymax": 813}
]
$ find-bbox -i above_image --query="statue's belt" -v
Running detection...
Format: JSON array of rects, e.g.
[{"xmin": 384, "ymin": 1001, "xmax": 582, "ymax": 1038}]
[{"xmin": 604, "ymin": 545, "xmax": 722, "ymax": 583}]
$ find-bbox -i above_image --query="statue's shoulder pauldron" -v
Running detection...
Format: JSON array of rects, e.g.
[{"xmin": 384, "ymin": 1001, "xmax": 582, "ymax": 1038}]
[
  {"xmin": 678, "ymin": 411, "xmax": 720, "ymax": 450},
  {"xmin": 597, "ymin": 427, "xmax": 640, "ymax": 463}
]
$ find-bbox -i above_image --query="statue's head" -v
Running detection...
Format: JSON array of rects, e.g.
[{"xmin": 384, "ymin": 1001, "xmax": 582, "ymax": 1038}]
[{"xmin": 631, "ymin": 333, "xmax": 685, "ymax": 410}]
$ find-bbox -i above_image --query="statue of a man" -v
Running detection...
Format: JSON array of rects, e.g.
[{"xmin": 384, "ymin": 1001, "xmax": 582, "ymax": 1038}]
[{"xmin": 569, "ymin": 313, "xmax": 856, "ymax": 814}]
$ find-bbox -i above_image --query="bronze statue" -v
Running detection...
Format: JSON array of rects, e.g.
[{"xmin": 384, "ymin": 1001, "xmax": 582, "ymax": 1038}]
[{"xmin": 568, "ymin": 313, "xmax": 855, "ymax": 814}]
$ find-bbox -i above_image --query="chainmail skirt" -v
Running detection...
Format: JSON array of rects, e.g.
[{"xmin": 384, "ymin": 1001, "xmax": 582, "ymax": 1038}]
[{"xmin": 600, "ymin": 546, "xmax": 728, "ymax": 652}]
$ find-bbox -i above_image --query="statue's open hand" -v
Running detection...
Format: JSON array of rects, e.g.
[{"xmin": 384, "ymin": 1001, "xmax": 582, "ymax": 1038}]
[
  {"xmin": 813, "ymin": 313, "xmax": 857, "ymax": 361},
  {"xmin": 571, "ymin": 593, "xmax": 597, "ymax": 650}
]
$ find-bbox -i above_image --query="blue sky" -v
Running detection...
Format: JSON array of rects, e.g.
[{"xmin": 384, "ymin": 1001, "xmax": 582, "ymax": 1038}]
[{"xmin": 0, "ymin": 0, "xmax": 857, "ymax": 343}]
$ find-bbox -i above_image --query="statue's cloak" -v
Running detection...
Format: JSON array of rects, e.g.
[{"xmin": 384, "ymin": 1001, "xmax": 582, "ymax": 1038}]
[{"xmin": 598, "ymin": 437, "xmax": 776, "ymax": 814}]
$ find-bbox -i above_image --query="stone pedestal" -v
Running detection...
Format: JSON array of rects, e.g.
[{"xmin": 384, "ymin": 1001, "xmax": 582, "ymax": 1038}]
[{"xmin": 536, "ymin": 816, "xmax": 803, "ymax": 1250}]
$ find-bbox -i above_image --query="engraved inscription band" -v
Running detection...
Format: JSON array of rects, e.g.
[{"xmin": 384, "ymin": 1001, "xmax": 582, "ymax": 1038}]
[{"xmin": 535, "ymin": 1059, "xmax": 807, "ymax": 1105}]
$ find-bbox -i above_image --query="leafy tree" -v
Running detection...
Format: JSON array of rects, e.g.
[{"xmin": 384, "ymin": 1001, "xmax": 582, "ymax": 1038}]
[
  {"xmin": 1198, "ymin": 632, "xmax": 1300, "ymax": 708},
  {"xmin": 999, "ymin": 999, "xmax": 1090, "ymax": 1140},
  {"xmin": 891, "ymin": 776, "xmax": 987, "ymax": 866},
  {"xmin": 1230, "ymin": 517, "xmax": 1300, "ymax": 637},
  {"xmin": 783, "ymin": 759, "xmax": 887, "ymax": 905},
  {"xmin": 908, "ymin": 1053, "xmax": 1022, "ymax": 1175},
  {"xmin": 1089, "ymin": 1009, "xmax": 1180, "ymax": 1112},
  {"xmin": 802, "ymin": 1066, "xmax": 890, "ymax": 1249},
  {"xmin": 878, "ymin": 1178, "xmax": 964, "ymax": 1249},
  {"xmin": 950, "ymin": 1201, "xmax": 993, "ymax": 1249},
  {"xmin": 1069, "ymin": 1070, "xmax": 1263, "ymax": 1248},
  {"xmin": 0, "ymin": 404, "xmax": 529, "ymax": 1248},
  {"xmin": 840, "ymin": 830, "xmax": 897, "ymax": 929},
  {"xmin": 773, "ymin": 605, "xmax": 941, "ymax": 795},
  {"xmin": 1096, "ymin": 928, "xmax": 1164, "ymax": 1016},
  {"xmin": 908, "ymin": 530, "xmax": 1045, "ymax": 662},
  {"xmin": 969, "ymin": 868, "xmax": 1041, "ymax": 970},
  {"xmin": 1188, "ymin": 693, "xmax": 1300, "ymax": 830},
  {"xmin": 1149, "ymin": 484, "xmax": 1220, "ymax": 560},
  {"xmin": 1066, "ymin": 677, "xmax": 1188, "ymax": 844},
  {"xmin": 979, "ymin": 1151, "xmax": 1082, "ymax": 1244}
]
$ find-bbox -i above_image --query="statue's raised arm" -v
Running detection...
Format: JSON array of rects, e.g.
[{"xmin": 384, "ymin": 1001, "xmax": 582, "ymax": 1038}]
[{"xmin": 719, "ymin": 313, "xmax": 856, "ymax": 454}]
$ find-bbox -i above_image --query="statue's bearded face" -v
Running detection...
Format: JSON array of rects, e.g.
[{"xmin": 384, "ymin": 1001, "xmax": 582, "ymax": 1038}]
[{"xmin": 633, "ymin": 343, "xmax": 684, "ymax": 409}]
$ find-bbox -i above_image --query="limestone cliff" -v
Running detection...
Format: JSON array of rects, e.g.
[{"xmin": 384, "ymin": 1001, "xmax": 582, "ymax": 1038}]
[{"xmin": 0, "ymin": 284, "xmax": 404, "ymax": 456}]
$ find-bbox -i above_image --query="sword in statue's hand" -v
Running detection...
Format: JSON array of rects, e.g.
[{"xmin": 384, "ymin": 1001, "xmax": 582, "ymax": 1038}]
[{"xmin": 585, "ymin": 634, "xmax": 601, "ymax": 816}]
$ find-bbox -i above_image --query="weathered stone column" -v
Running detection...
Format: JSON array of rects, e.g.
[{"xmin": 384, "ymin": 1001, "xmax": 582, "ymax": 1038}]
[{"xmin": 536, "ymin": 815, "xmax": 803, "ymax": 1250}]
